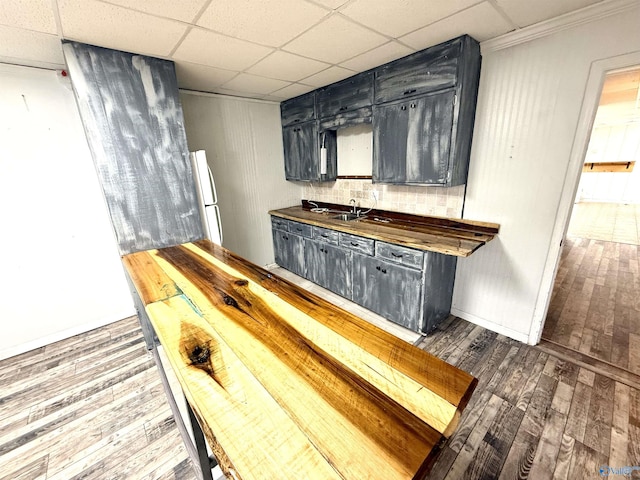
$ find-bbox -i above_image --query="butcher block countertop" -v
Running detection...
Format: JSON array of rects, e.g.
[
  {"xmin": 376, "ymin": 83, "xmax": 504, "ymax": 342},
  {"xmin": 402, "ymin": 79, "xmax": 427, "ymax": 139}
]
[
  {"xmin": 122, "ymin": 240, "xmax": 478, "ymax": 480},
  {"xmin": 269, "ymin": 202, "xmax": 500, "ymax": 257}
]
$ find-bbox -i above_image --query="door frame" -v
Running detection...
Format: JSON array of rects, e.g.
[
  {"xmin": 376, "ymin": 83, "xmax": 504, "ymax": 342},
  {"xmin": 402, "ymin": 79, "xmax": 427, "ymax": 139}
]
[{"xmin": 528, "ymin": 50, "xmax": 640, "ymax": 344}]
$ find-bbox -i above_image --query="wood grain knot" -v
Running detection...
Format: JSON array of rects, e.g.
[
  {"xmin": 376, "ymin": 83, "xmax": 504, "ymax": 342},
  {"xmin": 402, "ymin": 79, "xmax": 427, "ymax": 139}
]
[
  {"xmin": 223, "ymin": 294, "xmax": 239, "ymax": 308},
  {"xmin": 234, "ymin": 279, "xmax": 248, "ymax": 286},
  {"xmin": 189, "ymin": 345, "xmax": 211, "ymax": 365}
]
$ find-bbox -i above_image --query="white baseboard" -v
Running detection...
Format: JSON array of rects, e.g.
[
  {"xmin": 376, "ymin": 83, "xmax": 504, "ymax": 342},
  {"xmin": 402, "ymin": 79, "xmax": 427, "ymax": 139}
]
[
  {"xmin": 0, "ymin": 308, "xmax": 137, "ymax": 362},
  {"xmin": 450, "ymin": 308, "xmax": 531, "ymax": 344}
]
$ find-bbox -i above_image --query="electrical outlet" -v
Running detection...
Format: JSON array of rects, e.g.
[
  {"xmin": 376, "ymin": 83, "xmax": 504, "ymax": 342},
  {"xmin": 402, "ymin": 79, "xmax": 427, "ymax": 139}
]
[{"xmin": 371, "ymin": 190, "xmax": 379, "ymax": 201}]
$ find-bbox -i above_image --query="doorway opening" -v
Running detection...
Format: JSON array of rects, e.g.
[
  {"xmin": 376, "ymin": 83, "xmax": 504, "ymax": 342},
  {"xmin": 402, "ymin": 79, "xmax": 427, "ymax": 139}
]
[{"xmin": 541, "ymin": 66, "xmax": 640, "ymax": 376}]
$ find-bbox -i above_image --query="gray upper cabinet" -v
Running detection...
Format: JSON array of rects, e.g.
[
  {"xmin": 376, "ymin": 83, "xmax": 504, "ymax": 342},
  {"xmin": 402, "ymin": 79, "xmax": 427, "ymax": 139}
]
[
  {"xmin": 317, "ymin": 72, "xmax": 373, "ymax": 130},
  {"xmin": 373, "ymin": 35, "xmax": 480, "ymax": 186},
  {"xmin": 283, "ymin": 122, "xmax": 318, "ymax": 181},
  {"xmin": 281, "ymin": 91, "xmax": 316, "ymax": 126},
  {"xmin": 279, "ymin": 34, "xmax": 480, "ymax": 186},
  {"xmin": 373, "ymin": 40, "xmax": 460, "ymax": 104},
  {"xmin": 373, "ymin": 90, "xmax": 455, "ymax": 184},
  {"xmin": 281, "ymin": 91, "xmax": 337, "ymax": 182}
]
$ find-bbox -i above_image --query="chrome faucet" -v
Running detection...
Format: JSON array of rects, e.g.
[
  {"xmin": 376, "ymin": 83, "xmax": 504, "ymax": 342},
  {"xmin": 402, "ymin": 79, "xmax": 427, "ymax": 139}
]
[{"xmin": 349, "ymin": 198, "xmax": 357, "ymax": 214}]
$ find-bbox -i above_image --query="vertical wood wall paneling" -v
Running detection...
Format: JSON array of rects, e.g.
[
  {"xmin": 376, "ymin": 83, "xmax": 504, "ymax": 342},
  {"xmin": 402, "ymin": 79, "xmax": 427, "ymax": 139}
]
[
  {"xmin": 451, "ymin": 7, "xmax": 640, "ymax": 343},
  {"xmin": 180, "ymin": 92, "xmax": 301, "ymax": 267},
  {"xmin": 62, "ymin": 42, "xmax": 204, "ymax": 255}
]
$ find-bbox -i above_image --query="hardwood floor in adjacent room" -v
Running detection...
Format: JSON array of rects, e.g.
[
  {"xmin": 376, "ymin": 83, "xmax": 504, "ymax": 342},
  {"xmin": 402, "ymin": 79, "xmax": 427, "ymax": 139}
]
[
  {"xmin": 0, "ymin": 316, "xmax": 197, "ymax": 480},
  {"xmin": 543, "ymin": 201, "xmax": 640, "ymax": 377}
]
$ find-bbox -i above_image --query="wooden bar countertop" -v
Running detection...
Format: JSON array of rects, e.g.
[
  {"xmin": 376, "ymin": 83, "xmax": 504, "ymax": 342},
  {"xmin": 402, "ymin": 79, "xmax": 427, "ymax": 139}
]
[
  {"xmin": 270, "ymin": 202, "xmax": 500, "ymax": 257},
  {"xmin": 123, "ymin": 240, "xmax": 477, "ymax": 480}
]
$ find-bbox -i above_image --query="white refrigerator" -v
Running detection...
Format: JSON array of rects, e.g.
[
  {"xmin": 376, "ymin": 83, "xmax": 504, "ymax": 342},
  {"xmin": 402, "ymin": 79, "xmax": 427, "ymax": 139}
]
[{"xmin": 190, "ymin": 150, "xmax": 223, "ymax": 245}]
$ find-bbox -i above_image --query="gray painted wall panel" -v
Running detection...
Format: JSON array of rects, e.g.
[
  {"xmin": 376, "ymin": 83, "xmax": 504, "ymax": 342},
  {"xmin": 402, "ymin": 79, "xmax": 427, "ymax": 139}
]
[{"xmin": 63, "ymin": 42, "xmax": 203, "ymax": 255}]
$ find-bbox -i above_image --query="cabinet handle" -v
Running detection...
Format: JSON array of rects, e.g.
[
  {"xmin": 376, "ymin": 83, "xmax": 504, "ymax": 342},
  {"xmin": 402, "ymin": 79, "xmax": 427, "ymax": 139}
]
[
  {"xmin": 293, "ymin": 119, "xmax": 300, "ymax": 123},
  {"xmin": 403, "ymin": 89, "xmax": 416, "ymax": 95},
  {"xmin": 410, "ymin": 103, "xmax": 416, "ymax": 108},
  {"xmin": 381, "ymin": 268, "xmax": 387, "ymax": 274},
  {"xmin": 296, "ymin": 227, "xmax": 302, "ymax": 231},
  {"xmin": 320, "ymin": 248, "xmax": 324, "ymax": 253},
  {"xmin": 376, "ymin": 265, "xmax": 381, "ymax": 271},
  {"xmin": 391, "ymin": 252, "xmax": 403, "ymax": 258},
  {"xmin": 350, "ymin": 242, "xmax": 359, "ymax": 246},
  {"xmin": 339, "ymin": 106, "xmax": 348, "ymax": 111},
  {"xmin": 282, "ymin": 235, "xmax": 288, "ymax": 240},
  {"xmin": 321, "ymin": 234, "xmax": 328, "ymax": 238},
  {"xmin": 401, "ymin": 105, "xmax": 407, "ymax": 111}
]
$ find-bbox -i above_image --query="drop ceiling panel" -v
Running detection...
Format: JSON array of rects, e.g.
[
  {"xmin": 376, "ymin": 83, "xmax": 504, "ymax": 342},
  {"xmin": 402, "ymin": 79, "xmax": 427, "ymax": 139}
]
[
  {"xmin": 247, "ymin": 51, "xmax": 329, "ymax": 82},
  {"xmin": 99, "ymin": 0, "xmax": 209, "ymax": 23},
  {"xmin": 0, "ymin": 0, "xmax": 57, "ymax": 35},
  {"xmin": 495, "ymin": 0, "xmax": 603, "ymax": 28},
  {"xmin": 173, "ymin": 28, "xmax": 273, "ymax": 72},
  {"xmin": 220, "ymin": 73, "xmax": 291, "ymax": 95},
  {"xmin": 340, "ymin": 0, "xmax": 481, "ymax": 37},
  {"xmin": 312, "ymin": 0, "xmax": 350, "ymax": 9},
  {"xmin": 300, "ymin": 66, "xmax": 356, "ymax": 87},
  {"xmin": 283, "ymin": 14, "xmax": 388, "ymax": 64},
  {"xmin": 0, "ymin": 25, "xmax": 64, "ymax": 65},
  {"xmin": 340, "ymin": 41, "xmax": 414, "ymax": 72},
  {"xmin": 175, "ymin": 62, "xmax": 238, "ymax": 92},
  {"xmin": 269, "ymin": 83, "xmax": 316, "ymax": 100},
  {"xmin": 59, "ymin": 0, "xmax": 188, "ymax": 57},
  {"xmin": 401, "ymin": 3, "xmax": 515, "ymax": 49},
  {"xmin": 197, "ymin": 0, "xmax": 329, "ymax": 47}
]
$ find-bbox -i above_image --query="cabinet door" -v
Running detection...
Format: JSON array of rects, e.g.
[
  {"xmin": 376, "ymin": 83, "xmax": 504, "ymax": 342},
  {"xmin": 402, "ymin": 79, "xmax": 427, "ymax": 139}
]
[
  {"xmin": 352, "ymin": 255, "xmax": 423, "ymax": 331},
  {"xmin": 272, "ymin": 229, "xmax": 305, "ymax": 277},
  {"xmin": 374, "ymin": 39, "xmax": 460, "ymax": 104},
  {"xmin": 373, "ymin": 90, "xmax": 455, "ymax": 184},
  {"xmin": 317, "ymin": 72, "xmax": 373, "ymax": 119},
  {"xmin": 323, "ymin": 243, "xmax": 352, "ymax": 299},
  {"xmin": 281, "ymin": 91, "xmax": 315, "ymax": 126},
  {"xmin": 305, "ymin": 240, "xmax": 352, "ymax": 298},
  {"xmin": 283, "ymin": 122, "xmax": 319, "ymax": 181}
]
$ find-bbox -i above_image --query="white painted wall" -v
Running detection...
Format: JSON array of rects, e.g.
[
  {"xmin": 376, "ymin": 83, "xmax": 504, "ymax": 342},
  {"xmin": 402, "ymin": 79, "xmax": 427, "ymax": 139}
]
[
  {"xmin": 451, "ymin": 5, "xmax": 640, "ymax": 343},
  {"xmin": 0, "ymin": 64, "xmax": 134, "ymax": 360},
  {"xmin": 180, "ymin": 91, "xmax": 301, "ymax": 267},
  {"xmin": 577, "ymin": 122, "xmax": 640, "ymax": 203}
]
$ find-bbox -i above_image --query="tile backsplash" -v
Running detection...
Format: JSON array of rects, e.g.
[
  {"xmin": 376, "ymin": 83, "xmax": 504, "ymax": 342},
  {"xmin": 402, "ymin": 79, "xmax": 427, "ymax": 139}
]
[{"xmin": 303, "ymin": 180, "xmax": 465, "ymax": 218}]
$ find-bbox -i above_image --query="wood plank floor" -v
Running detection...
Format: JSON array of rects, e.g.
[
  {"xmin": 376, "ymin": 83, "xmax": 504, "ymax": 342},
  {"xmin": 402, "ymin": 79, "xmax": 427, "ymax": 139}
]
[
  {"xmin": 1, "ymin": 303, "xmax": 638, "ymax": 479},
  {"xmin": 0, "ymin": 316, "xmax": 197, "ymax": 480},
  {"xmin": 543, "ymin": 236, "xmax": 640, "ymax": 376}
]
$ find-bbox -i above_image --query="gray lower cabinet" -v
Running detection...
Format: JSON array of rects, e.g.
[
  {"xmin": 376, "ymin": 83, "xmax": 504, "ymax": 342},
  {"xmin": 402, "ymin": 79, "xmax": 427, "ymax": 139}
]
[
  {"xmin": 270, "ymin": 217, "xmax": 456, "ymax": 333},
  {"xmin": 271, "ymin": 228, "xmax": 305, "ymax": 278},
  {"xmin": 304, "ymin": 239, "xmax": 352, "ymax": 298},
  {"xmin": 373, "ymin": 90, "xmax": 455, "ymax": 185},
  {"xmin": 352, "ymin": 254, "xmax": 423, "ymax": 331}
]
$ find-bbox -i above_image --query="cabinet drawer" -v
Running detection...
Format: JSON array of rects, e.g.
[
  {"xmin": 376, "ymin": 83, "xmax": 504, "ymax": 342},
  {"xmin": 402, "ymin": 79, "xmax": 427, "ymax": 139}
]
[
  {"xmin": 271, "ymin": 217, "xmax": 289, "ymax": 231},
  {"xmin": 288, "ymin": 221, "xmax": 313, "ymax": 238},
  {"xmin": 339, "ymin": 232, "xmax": 374, "ymax": 256},
  {"xmin": 374, "ymin": 40, "xmax": 460, "ymax": 104},
  {"xmin": 317, "ymin": 72, "xmax": 373, "ymax": 119},
  {"xmin": 312, "ymin": 226, "xmax": 340, "ymax": 245},
  {"xmin": 375, "ymin": 242, "xmax": 424, "ymax": 270},
  {"xmin": 281, "ymin": 92, "xmax": 316, "ymax": 126}
]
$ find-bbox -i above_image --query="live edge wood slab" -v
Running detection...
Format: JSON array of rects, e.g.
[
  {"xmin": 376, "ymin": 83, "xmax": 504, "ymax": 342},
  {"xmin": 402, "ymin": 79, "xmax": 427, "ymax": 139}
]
[
  {"xmin": 270, "ymin": 202, "xmax": 500, "ymax": 257},
  {"xmin": 122, "ymin": 240, "xmax": 477, "ymax": 480}
]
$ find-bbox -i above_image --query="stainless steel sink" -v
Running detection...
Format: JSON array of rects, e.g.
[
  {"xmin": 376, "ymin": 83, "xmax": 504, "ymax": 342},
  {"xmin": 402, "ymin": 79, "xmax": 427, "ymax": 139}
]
[{"xmin": 332, "ymin": 213, "xmax": 365, "ymax": 221}]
